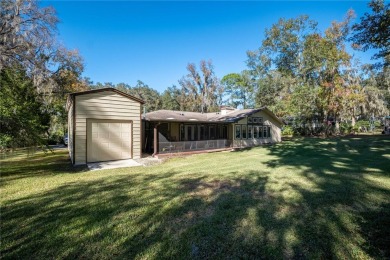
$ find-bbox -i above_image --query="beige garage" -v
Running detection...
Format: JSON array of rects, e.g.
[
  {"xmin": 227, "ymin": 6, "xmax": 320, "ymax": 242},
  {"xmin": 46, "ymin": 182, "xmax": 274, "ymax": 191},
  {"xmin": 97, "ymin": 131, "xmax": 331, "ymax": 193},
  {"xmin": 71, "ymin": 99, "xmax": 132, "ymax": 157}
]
[{"xmin": 67, "ymin": 88, "xmax": 144, "ymax": 165}]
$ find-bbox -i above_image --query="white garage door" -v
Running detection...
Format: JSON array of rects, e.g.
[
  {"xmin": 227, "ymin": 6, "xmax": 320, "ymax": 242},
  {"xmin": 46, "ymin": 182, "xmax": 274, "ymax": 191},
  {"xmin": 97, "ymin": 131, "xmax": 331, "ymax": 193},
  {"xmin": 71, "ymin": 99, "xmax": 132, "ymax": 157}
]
[{"xmin": 87, "ymin": 119, "xmax": 132, "ymax": 163}]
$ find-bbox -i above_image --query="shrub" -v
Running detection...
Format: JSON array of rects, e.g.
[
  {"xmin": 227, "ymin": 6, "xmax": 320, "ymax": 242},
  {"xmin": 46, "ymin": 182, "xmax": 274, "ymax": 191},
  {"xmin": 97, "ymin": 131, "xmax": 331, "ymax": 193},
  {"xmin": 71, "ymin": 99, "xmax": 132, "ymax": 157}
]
[
  {"xmin": 340, "ymin": 122, "xmax": 353, "ymax": 135},
  {"xmin": 282, "ymin": 126, "xmax": 294, "ymax": 136},
  {"xmin": 353, "ymin": 120, "xmax": 381, "ymax": 132}
]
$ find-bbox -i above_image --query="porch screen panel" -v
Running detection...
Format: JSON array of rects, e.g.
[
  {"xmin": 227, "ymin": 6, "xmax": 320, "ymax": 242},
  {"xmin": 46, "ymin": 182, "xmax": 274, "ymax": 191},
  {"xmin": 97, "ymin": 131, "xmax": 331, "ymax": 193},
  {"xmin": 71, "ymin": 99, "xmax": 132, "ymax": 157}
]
[
  {"xmin": 187, "ymin": 126, "xmax": 192, "ymax": 141},
  {"xmin": 194, "ymin": 125, "xmax": 198, "ymax": 141},
  {"xmin": 159, "ymin": 123, "xmax": 169, "ymax": 140},
  {"xmin": 204, "ymin": 125, "xmax": 209, "ymax": 140},
  {"xmin": 253, "ymin": 126, "xmax": 258, "ymax": 138},
  {"xmin": 200, "ymin": 125, "xmax": 205, "ymax": 140},
  {"xmin": 180, "ymin": 124, "xmax": 184, "ymax": 141},
  {"xmin": 209, "ymin": 125, "xmax": 216, "ymax": 139},
  {"xmin": 222, "ymin": 125, "xmax": 228, "ymax": 139}
]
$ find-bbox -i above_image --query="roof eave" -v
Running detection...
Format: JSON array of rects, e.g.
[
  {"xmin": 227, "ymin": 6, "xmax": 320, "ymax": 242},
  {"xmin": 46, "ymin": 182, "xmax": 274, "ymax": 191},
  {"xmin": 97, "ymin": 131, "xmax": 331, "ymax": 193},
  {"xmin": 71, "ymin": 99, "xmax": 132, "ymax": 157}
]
[{"xmin": 143, "ymin": 118, "xmax": 232, "ymax": 124}]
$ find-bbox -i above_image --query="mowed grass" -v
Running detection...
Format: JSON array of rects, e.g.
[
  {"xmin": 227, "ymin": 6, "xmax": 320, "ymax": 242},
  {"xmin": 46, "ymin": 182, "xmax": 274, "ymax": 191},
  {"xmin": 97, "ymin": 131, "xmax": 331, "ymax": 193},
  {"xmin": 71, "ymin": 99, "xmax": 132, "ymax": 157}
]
[{"xmin": 1, "ymin": 137, "xmax": 390, "ymax": 259}]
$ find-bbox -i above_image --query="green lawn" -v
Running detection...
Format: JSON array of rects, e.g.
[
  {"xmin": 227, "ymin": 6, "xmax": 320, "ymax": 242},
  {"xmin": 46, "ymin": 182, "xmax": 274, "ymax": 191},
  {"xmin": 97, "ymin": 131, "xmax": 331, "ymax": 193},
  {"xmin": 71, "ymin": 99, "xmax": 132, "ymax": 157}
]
[{"xmin": 1, "ymin": 137, "xmax": 390, "ymax": 259}]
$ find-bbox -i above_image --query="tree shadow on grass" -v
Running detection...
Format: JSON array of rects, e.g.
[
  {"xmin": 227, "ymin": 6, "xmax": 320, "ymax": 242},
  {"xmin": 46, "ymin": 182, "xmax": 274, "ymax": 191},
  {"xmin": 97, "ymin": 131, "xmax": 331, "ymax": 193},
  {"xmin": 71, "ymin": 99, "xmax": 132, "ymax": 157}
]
[
  {"xmin": 261, "ymin": 136, "xmax": 390, "ymax": 258},
  {"xmin": 1, "ymin": 137, "xmax": 390, "ymax": 259},
  {"xmin": 1, "ymin": 170, "xmax": 181, "ymax": 259},
  {"xmin": 1, "ymin": 168, "xmax": 286, "ymax": 259},
  {"xmin": 0, "ymin": 151, "xmax": 87, "ymax": 185}
]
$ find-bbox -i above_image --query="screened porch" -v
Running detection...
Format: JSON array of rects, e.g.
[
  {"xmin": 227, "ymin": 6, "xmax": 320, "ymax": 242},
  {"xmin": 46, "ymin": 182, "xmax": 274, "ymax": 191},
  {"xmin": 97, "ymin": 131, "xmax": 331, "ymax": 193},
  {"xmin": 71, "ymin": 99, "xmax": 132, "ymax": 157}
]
[
  {"xmin": 158, "ymin": 139, "xmax": 232, "ymax": 154},
  {"xmin": 143, "ymin": 121, "xmax": 233, "ymax": 155}
]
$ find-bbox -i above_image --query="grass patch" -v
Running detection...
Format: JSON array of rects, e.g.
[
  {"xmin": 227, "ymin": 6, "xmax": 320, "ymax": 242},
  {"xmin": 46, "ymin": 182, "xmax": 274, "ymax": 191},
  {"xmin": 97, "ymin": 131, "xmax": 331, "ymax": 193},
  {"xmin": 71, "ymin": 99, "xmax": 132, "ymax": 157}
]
[{"xmin": 1, "ymin": 137, "xmax": 390, "ymax": 259}]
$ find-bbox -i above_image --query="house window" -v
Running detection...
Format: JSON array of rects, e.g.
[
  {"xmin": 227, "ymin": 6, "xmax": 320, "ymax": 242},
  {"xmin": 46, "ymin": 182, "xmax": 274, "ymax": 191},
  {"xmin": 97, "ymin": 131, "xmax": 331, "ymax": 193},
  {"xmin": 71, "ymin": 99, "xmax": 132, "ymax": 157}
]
[
  {"xmin": 263, "ymin": 126, "xmax": 268, "ymax": 138},
  {"xmin": 242, "ymin": 125, "xmax": 247, "ymax": 139},
  {"xmin": 248, "ymin": 126, "xmax": 253, "ymax": 139},
  {"xmin": 253, "ymin": 126, "xmax": 258, "ymax": 138},
  {"xmin": 258, "ymin": 117, "xmax": 263, "ymax": 124},
  {"xmin": 235, "ymin": 125, "xmax": 241, "ymax": 139},
  {"xmin": 248, "ymin": 117, "xmax": 253, "ymax": 123},
  {"xmin": 253, "ymin": 117, "xmax": 258, "ymax": 124},
  {"xmin": 259, "ymin": 126, "xmax": 263, "ymax": 138}
]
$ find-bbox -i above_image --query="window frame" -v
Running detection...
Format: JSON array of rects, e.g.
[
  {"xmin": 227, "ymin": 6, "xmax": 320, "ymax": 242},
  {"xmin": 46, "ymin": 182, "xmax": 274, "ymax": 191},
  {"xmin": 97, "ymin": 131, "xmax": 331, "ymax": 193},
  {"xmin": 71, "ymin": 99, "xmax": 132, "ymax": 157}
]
[
  {"xmin": 242, "ymin": 125, "xmax": 247, "ymax": 139},
  {"xmin": 235, "ymin": 125, "xmax": 241, "ymax": 139},
  {"xmin": 248, "ymin": 125, "xmax": 253, "ymax": 139},
  {"xmin": 263, "ymin": 126, "xmax": 268, "ymax": 138}
]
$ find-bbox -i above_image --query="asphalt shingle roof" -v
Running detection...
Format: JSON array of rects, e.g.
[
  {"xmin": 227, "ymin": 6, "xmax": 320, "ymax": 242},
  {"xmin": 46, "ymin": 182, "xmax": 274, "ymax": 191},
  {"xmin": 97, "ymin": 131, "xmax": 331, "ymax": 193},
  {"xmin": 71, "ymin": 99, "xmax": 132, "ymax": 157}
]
[{"xmin": 143, "ymin": 107, "xmax": 283, "ymax": 125}]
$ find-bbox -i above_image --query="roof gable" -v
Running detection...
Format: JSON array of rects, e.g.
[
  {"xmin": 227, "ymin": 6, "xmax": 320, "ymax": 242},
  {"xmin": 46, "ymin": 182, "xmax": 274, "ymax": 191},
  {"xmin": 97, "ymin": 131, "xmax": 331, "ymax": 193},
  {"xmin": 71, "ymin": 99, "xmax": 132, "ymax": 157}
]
[{"xmin": 69, "ymin": 88, "xmax": 145, "ymax": 104}]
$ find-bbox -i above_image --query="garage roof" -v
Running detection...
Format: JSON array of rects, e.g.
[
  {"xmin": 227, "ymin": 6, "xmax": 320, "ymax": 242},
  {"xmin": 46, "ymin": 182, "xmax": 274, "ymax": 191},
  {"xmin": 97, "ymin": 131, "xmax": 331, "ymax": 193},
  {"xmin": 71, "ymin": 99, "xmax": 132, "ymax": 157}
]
[{"xmin": 69, "ymin": 88, "xmax": 145, "ymax": 104}]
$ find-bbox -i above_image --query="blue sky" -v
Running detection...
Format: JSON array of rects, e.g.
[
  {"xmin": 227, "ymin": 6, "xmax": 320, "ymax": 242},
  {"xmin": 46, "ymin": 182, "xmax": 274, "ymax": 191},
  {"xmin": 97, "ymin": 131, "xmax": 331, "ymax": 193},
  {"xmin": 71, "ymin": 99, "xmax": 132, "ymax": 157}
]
[{"xmin": 43, "ymin": 1, "xmax": 374, "ymax": 93}]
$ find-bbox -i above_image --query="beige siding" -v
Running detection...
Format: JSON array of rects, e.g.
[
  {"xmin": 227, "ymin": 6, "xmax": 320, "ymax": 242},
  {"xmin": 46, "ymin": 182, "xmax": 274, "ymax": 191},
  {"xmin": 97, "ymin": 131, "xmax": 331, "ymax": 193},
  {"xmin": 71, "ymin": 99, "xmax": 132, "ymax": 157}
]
[
  {"xmin": 170, "ymin": 122, "xmax": 180, "ymax": 141},
  {"xmin": 68, "ymin": 101, "xmax": 74, "ymax": 163},
  {"xmin": 260, "ymin": 111, "xmax": 282, "ymax": 143},
  {"xmin": 228, "ymin": 124, "xmax": 233, "ymax": 140},
  {"xmin": 74, "ymin": 91, "xmax": 141, "ymax": 165},
  {"xmin": 233, "ymin": 110, "xmax": 282, "ymax": 147}
]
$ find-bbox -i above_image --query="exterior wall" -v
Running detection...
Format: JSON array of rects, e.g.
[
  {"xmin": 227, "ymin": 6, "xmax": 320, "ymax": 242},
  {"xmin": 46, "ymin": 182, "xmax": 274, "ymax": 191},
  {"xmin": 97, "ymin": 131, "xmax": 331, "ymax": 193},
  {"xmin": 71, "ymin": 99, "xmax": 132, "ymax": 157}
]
[
  {"xmin": 67, "ymin": 100, "xmax": 74, "ymax": 164},
  {"xmin": 228, "ymin": 124, "xmax": 233, "ymax": 140},
  {"xmin": 74, "ymin": 91, "xmax": 141, "ymax": 165},
  {"xmin": 170, "ymin": 122, "xmax": 180, "ymax": 141},
  {"xmin": 233, "ymin": 110, "xmax": 282, "ymax": 147}
]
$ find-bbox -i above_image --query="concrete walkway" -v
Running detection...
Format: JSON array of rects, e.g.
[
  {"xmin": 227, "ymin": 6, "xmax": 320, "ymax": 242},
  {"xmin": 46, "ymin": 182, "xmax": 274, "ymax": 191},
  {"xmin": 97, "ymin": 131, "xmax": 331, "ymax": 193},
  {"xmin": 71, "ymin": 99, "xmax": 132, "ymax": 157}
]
[{"xmin": 88, "ymin": 159, "xmax": 142, "ymax": 171}]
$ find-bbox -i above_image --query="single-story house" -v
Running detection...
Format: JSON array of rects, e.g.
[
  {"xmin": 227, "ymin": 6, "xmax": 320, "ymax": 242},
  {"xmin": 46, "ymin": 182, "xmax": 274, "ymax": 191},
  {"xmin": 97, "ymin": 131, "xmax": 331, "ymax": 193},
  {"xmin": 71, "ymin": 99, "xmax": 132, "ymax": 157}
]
[
  {"xmin": 67, "ymin": 88, "xmax": 282, "ymax": 164},
  {"xmin": 67, "ymin": 88, "xmax": 144, "ymax": 165},
  {"xmin": 143, "ymin": 106, "xmax": 283, "ymax": 156}
]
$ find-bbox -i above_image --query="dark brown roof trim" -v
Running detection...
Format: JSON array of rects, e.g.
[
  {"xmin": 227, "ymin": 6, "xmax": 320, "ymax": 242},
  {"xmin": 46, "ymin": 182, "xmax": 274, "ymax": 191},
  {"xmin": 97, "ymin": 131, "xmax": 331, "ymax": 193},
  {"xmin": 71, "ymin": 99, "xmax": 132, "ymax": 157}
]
[{"xmin": 69, "ymin": 88, "xmax": 145, "ymax": 104}]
